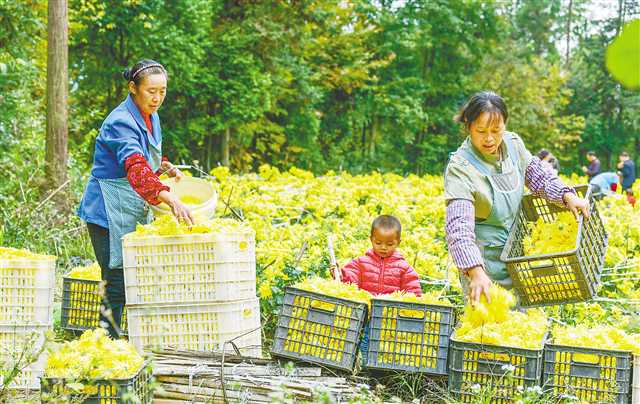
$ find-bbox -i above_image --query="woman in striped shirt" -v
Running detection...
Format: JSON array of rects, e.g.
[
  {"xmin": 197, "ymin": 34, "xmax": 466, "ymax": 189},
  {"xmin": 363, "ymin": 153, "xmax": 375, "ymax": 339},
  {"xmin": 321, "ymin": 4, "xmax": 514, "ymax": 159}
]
[{"xmin": 444, "ymin": 91, "xmax": 590, "ymax": 305}]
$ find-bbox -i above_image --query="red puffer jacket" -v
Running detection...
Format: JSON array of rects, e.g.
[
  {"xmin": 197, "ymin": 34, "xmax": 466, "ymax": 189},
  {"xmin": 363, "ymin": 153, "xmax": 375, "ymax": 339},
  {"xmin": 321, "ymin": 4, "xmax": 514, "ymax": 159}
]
[{"xmin": 340, "ymin": 249, "xmax": 422, "ymax": 296}]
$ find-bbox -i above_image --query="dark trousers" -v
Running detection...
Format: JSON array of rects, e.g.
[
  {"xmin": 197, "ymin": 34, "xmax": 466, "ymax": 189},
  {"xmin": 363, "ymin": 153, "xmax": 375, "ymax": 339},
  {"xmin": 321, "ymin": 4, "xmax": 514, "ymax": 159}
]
[{"xmin": 86, "ymin": 222, "xmax": 126, "ymax": 339}]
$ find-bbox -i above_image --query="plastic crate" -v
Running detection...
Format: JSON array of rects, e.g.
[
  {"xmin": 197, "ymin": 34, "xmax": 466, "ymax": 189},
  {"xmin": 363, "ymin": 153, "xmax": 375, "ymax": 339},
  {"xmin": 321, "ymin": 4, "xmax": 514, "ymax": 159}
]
[
  {"xmin": 501, "ymin": 185, "xmax": 608, "ymax": 307},
  {"xmin": 41, "ymin": 360, "xmax": 153, "ymax": 403},
  {"xmin": 0, "ymin": 257, "xmax": 56, "ymax": 324},
  {"xmin": 271, "ymin": 287, "xmax": 368, "ymax": 372},
  {"xmin": 633, "ymin": 355, "xmax": 639, "ymax": 404},
  {"xmin": 365, "ymin": 299, "xmax": 453, "ymax": 374},
  {"xmin": 543, "ymin": 343, "xmax": 633, "ymax": 404},
  {"xmin": 448, "ymin": 335, "xmax": 545, "ymax": 403},
  {"xmin": 60, "ymin": 277, "xmax": 128, "ymax": 336},
  {"xmin": 122, "ymin": 232, "xmax": 256, "ymax": 305},
  {"xmin": 126, "ymin": 298, "xmax": 261, "ymax": 356},
  {"xmin": 0, "ymin": 324, "xmax": 49, "ymax": 390}
]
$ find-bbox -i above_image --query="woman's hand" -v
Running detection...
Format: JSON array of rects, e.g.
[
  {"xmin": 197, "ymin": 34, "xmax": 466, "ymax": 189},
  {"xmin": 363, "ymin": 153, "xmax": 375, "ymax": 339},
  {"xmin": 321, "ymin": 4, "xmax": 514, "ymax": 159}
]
[
  {"xmin": 563, "ymin": 192, "xmax": 590, "ymax": 220},
  {"xmin": 466, "ymin": 266, "xmax": 492, "ymax": 306},
  {"xmin": 160, "ymin": 161, "xmax": 183, "ymax": 182},
  {"xmin": 158, "ymin": 190, "xmax": 194, "ymax": 226}
]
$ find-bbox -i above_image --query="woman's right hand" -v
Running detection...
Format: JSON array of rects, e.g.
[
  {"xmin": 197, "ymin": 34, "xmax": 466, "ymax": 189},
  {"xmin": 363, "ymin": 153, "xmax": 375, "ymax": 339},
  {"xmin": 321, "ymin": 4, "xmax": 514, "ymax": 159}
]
[
  {"xmin": 466, "ymin": 266, "xmax": 492, "ymax": 305},
  {"xmin": 158, "ymin": 190, "xmax": 195, "ymax": 226}
]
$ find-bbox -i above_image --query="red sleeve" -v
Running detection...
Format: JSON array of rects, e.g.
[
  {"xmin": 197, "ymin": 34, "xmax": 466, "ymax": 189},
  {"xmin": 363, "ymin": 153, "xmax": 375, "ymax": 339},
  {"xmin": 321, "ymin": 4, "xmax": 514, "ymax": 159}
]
[
  {"xmin": 401, "ymin": 262, "xmax": 422, "ymax": 296},
  {"xmin": 124, "ymin": 153, "xmax": 170, "ymax": 205},
  {"xmin": 340, "ymin": 258, "xmax": 362, "ymax": 287}
]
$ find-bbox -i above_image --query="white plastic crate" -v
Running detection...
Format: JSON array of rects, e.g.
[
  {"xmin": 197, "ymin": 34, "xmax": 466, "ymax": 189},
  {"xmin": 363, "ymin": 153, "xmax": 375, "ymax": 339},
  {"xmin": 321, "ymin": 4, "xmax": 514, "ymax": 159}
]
[
  {"xmin": 0, "ymin": 258, "xmax": 56, "ymax": 324},
  {"xmin": 633, "ymin": 355, "xmax": 639, "ymax": 404},
  {"xmin": 127, "ymin": 298, "xmax": 262, "ymax": 356},
  {"xmin": 123, "ymin": 232, "xmax": 256, "ymax": 304},
  {"xmin": 0, "ymin": 324, "xmax": 49, "ymax": 390}
]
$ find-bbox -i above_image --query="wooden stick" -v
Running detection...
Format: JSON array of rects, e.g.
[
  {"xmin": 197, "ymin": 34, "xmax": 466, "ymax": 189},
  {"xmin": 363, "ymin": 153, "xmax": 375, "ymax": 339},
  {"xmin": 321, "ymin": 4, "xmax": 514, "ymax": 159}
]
[
  {"xmin": 328, "ymin": 234, "xmax": 340, "ymax": 281},
  {"xmin": 151, "ymin": 349, "xmax": 369, "ymax": 403}
]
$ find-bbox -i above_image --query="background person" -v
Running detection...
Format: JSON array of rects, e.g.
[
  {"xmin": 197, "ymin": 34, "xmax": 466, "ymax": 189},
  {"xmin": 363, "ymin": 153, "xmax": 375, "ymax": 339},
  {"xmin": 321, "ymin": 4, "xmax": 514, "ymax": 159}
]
[{"xmin": 582, "ymin": 151, "xmax": 601, "ymax": 180}]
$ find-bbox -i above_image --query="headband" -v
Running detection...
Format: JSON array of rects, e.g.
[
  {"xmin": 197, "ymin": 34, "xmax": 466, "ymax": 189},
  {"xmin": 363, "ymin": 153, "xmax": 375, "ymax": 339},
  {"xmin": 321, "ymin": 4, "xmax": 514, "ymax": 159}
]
[{"xmin": 130, "ymin": 63, "xmax": 164, "ymax": 80}]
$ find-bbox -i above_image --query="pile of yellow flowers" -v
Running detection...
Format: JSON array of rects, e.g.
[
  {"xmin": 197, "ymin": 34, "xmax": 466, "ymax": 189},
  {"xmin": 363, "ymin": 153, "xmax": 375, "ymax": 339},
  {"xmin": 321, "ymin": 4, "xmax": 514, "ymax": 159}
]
[
  {"xmin": 179, "ymin": 195, "xmax": 205, "ymax": 205},
  {"xmin": 599, "ymin": 195, "xmax": 640, "ymax": 266},
  {"xmin": 0, "ymin": 246, "xmax": 55, "ymax": 261},
  {"xmin": 375, "ymin": 290, "xmax": 451, "ymax": 306},
  {"xmin": 66, "ymin": 262, "xmax": 101, "ymax": 281},
  {"xmin": 455, "ymin": 285, "xmax": 548, "ymax": 349},
  {"xmin": 293, "ymin": 277, "xmax": 372, "ymax": 307},
  {"xmin": 210, "ymin": 165, "xmax": 454, "ymax": 299},
  {"xmin": 553, "ymin": 324, "xmax": 640, "ymax": 354},
  {"xmin": 45, "ymin": 329, "xmax": 143, "ymax": 380},
  {"xmin": 126, "ymin": 215, "xmax": 252, "ymax": 238},
  {"xmin": 523, "ymin": 211, "xmax": 578, "ymax": 256}
]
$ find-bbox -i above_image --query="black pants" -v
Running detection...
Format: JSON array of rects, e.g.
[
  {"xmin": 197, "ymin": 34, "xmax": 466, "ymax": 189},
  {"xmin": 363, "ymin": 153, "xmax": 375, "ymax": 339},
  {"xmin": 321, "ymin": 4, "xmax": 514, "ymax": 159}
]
[{"xmin": 87, "ymin": 222, "xmax": 125, "ymax": 339}]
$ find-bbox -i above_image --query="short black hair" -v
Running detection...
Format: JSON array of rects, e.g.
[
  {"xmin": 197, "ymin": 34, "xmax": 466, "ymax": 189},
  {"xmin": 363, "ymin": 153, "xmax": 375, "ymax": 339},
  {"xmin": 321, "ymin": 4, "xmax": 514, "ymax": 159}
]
[
  {"xmin": 123, "ymin": 59, "xmax": 167, "ymax": 86},
  {"xmin": 537, "ymin": 149, "xmax": 550, "ymax": 160},
  {"xmin": 371, "ymin": 215, "xmax": 402, "ymax": 238},
  {"xmin": 455, "ymin": 91, "xmax": 508, "ymax": 130},
  {"xmin": 587, "ymin": 151, "xmax": 597, "ymax": 157}
]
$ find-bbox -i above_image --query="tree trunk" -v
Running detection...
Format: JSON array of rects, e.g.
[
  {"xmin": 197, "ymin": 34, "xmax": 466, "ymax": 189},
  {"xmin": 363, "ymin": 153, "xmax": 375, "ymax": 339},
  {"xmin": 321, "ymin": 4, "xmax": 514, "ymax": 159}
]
[
  {"xmin": 45, "ymin": 0, "xmax": 69, "ymax": 190},
  {"xmin": 221, "ymin": 127, "xmax": 230, "ymax": 166},
  {"xmin": 565, "ymin": 0, "xmax": 573, "ymax": 66},
  {"xmin": 369, "ymin": 116, "xmax": 378, "ymax": 159}
]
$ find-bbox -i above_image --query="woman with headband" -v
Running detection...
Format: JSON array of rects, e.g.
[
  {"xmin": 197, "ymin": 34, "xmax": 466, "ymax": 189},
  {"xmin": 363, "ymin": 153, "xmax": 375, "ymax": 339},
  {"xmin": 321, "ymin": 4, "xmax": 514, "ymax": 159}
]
[{"xmin": 78, "ymin": 59, "xmax": 193, "ymax": 338}]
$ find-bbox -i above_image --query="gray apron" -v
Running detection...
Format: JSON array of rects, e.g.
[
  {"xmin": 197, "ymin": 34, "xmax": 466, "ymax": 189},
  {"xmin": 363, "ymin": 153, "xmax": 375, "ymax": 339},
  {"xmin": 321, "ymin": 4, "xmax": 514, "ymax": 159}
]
[
  {"xmin": 457, "ymin": 135, "xmax": 524, "ymax": 289},
  {"xmin": 97, "ymin": 132, "xmax": 162, "ymax": 269}
]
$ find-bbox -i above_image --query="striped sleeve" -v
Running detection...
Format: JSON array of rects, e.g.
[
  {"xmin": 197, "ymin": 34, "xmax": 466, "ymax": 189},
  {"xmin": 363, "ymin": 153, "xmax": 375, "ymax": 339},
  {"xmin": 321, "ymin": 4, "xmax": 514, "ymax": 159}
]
[
  {"xmin": 445, "ymin": 199, "xmax": 483, "ymax": 271},
  {"xmin": 525, "ymin": 157, "xmax": 575, "ymax": 207}
]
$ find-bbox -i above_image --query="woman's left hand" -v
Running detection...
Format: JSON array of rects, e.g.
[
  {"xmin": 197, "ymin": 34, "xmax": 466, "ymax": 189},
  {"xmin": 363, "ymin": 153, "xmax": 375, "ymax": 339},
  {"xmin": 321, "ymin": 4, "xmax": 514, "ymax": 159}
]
[
  {"xmin": 563, "ymin": 192, "xmax": 590, "ymax": 220},
  {"xmin": 161, "ymin": 161, "xmax": 183, "ymax": 181}
]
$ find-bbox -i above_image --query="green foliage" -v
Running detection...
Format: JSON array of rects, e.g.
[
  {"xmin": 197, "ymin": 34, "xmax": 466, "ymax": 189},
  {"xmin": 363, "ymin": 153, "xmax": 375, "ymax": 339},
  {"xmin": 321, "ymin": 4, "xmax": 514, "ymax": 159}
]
[{"xmin": 565, "ymin": 17, "xmax": 640, "ymax": 170}]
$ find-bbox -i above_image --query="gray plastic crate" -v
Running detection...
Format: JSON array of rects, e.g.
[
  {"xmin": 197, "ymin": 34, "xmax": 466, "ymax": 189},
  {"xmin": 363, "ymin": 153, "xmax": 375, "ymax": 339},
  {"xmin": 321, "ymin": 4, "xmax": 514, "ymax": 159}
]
[
  {"xmin": 61, "ymin": 277, "xmax": 127, "ymax": 336},
  {"xmin": 271, "ymin": 287, "xmax": 367, "ymax": 372},
  {"xmin": 502, "ymin": 185, "xmax": 608, "ymax": 307},
  {"xmin": 41, "ymin": 360, "xmax": 152, "ymax": 403},
  {"xmin": 365, "ymin": 299, "xmax": 453, "ymax": 374},
  {"xmin": 448, "ymin": 336, "xmax": 545, "ymax": 403},
  {"xmin": 543, "ymin": 343, "xmax": 632, "ymax": 404}
]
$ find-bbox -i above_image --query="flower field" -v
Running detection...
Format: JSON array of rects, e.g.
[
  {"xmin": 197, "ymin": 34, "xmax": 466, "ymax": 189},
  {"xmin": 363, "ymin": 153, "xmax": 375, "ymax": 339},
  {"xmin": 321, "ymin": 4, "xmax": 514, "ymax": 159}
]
[{"xmin": 208, "ymin": 165, "xmax": 640, "ymax": 341}]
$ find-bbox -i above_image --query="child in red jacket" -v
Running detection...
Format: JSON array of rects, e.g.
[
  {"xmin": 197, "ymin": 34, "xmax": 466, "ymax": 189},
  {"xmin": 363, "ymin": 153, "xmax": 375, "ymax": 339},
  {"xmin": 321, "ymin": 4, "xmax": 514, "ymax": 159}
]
[
  {"xmin": 337, "ymin": 214, "xmax": 423, "ymax": 296},
  {"xmin": 332, "ymin": 215, "xmax": 423, "ymax": 366}
]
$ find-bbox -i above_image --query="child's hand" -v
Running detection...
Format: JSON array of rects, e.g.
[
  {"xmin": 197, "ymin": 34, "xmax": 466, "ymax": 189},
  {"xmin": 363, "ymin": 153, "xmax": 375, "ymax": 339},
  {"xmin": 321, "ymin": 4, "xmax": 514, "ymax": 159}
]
[{"xmin": 329, "ymin": 264, "xmax": 340, "ymax": 279}]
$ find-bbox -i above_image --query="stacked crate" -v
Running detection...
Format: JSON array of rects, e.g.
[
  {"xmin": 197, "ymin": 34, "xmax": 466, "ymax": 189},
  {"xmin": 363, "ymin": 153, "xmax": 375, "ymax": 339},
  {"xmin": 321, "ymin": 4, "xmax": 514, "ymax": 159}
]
[
  {"xmin": 0, "ymin": 248, "xmax": 56, "ymax": 390},
  {"xmin": 122, "ymin": 229, "xmax": 262, "ymax": 357}
]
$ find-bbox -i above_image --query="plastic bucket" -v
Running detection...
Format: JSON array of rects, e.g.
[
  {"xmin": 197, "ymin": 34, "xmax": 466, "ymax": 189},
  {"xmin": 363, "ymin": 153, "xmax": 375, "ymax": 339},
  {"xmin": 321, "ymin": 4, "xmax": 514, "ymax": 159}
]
[{"xmin": 149, "ymin": 176, "xmax": 217, "ymax": 219}]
